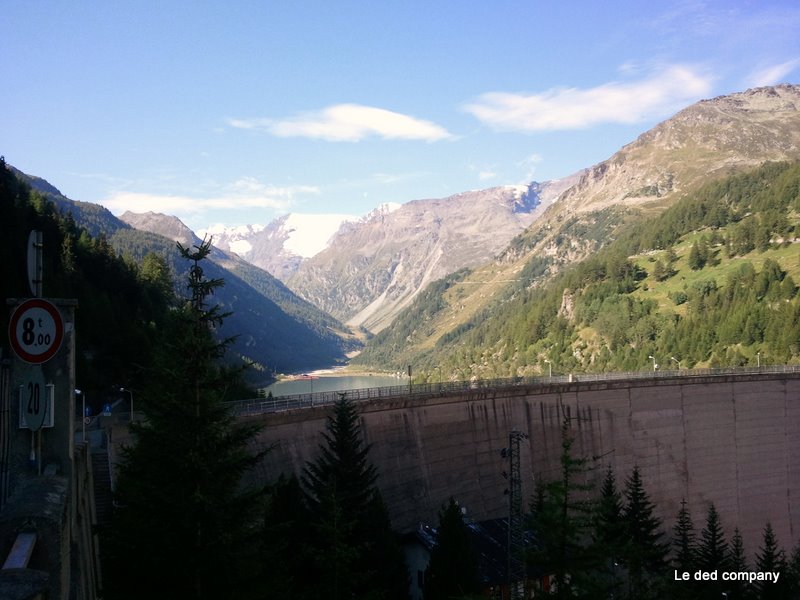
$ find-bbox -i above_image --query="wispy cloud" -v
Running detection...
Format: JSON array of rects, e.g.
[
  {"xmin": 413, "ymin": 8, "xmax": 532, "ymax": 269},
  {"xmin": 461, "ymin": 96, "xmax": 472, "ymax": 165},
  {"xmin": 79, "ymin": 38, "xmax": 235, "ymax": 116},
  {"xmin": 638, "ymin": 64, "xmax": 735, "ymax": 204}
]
[
  {"xmin": 464, "ymin": 65, "xmax": 713, "ymax": 132},
  {"xmin": 228, "ymin": 103, "xmax": 454, "ymax": 142},
  {"xmin": 102, "ymin": 180, "xmax": 319, "ymax": 216},
  {"xmin": 517, "ymin": 154, "xmax": 543, "ymax": 183},
  {"xmin": 746, "ymin": 58, "xmax": 800, "ymax": 88}
]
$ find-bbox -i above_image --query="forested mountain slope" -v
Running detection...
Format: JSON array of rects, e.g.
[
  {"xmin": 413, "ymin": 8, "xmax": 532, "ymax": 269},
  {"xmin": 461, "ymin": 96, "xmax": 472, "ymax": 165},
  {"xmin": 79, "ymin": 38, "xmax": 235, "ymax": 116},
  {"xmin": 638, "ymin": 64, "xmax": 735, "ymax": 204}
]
[
  {"xmin": 1, "ymin": 157, "xmax": 176, "ymax": 395},
  {"xmin": 4, "ymin": 163, "xmax": 355, "ymax": 380},
  {"xmin": 356, "ymin": 162, "xmax": 800, "ymax": 379},
  {"xmin": 353, "ymin": 85, "xmax": 800, "ymax": 378}
]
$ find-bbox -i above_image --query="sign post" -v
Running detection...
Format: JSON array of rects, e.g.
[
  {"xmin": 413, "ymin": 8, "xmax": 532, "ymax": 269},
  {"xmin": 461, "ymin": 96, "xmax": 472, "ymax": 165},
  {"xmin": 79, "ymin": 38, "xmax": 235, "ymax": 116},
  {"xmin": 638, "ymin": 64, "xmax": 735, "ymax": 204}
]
[{"xmin": 27, "ymin": 230, "xmax": 43, "ymax": 298}]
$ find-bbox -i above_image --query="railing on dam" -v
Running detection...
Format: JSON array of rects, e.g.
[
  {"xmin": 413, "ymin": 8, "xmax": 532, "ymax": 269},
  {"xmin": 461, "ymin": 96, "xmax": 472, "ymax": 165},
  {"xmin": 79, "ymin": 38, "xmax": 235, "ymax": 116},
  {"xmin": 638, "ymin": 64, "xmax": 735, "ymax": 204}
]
[{"xmin": 227, "ymin": 364, "xmax": 800, "ymax": 417}]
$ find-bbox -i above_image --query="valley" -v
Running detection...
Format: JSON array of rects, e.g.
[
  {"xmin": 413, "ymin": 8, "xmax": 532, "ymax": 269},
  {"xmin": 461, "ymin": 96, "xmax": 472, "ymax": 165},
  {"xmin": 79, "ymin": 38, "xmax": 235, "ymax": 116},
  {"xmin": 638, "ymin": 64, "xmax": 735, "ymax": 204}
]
[{"xmin": 5, "ymin": 84, "xmax": 800, "ymax": 388}]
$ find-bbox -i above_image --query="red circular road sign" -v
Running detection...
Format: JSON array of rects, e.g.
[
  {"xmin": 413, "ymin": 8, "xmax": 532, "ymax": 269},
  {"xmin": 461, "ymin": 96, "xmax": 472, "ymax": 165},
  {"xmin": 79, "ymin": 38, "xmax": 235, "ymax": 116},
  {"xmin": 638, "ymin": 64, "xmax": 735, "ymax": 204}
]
[{"xmin": 9, "ymin": 299, "xmax": 65, "ymax": 364}]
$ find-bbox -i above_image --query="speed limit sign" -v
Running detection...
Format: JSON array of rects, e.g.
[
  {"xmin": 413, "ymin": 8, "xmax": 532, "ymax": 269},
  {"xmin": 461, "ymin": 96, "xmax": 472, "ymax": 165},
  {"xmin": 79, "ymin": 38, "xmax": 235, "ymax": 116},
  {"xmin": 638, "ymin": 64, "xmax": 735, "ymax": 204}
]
[{"xmin": 9, "ymin": 299, "xmax": 64, "ymax": 364}]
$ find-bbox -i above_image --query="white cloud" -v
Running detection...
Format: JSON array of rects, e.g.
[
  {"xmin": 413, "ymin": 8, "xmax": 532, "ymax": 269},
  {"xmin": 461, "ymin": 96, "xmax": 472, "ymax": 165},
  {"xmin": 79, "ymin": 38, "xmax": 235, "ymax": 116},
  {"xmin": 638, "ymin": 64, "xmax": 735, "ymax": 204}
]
[
  {"xmin": 517, "ymin": 154, "xmax": 543, "ymax": 183},
  {"xmin": 464, "ymin": 65, "xmax": 713, "ymax": 132},
  {"xmin": 101, "ymin": 181, "xmax": 319, "ymax": 216},
  {"xmin": 228, "ymin": 103, "xmax": 454, "ymax": 142},
  {"xmin": 478, "ymin": 171, "xmax": 496, "ymax": 181},
  {"xmin": 746, "ymin": 58, "xmax": 800, "ymax": 88}
]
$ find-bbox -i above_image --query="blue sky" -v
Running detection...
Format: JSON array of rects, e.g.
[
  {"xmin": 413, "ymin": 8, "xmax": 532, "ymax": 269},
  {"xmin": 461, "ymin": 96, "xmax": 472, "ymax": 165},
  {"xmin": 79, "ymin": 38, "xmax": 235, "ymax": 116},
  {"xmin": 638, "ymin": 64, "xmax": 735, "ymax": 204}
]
[{"xmin": 2, "ymin": 1, "xmax": 799, "ymax": 232}]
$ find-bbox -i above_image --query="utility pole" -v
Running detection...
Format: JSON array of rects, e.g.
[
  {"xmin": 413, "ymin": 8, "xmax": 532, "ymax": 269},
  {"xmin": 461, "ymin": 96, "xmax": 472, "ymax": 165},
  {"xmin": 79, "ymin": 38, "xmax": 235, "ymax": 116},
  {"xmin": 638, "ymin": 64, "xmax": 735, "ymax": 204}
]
[{"xmin": 502, "ymin": 430, "xmax": 529, "ymax": 599}]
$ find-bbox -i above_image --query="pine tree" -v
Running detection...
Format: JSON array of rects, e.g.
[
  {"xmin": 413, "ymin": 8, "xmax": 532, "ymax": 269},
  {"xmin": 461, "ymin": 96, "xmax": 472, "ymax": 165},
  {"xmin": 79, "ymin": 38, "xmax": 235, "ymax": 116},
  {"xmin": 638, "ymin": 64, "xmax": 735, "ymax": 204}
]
[
  {"xmin": 786, "ymin": 541, "xmax": 800, "ymax": 599},
  {"xmin": 688, "ymin": 241, "xmax": 705, "ymax": 270},
  {"xmin": 261, "ymin": 475, "xmax": 315, "ymax": 600},
  {"xmin": 728, "ymin": 528, "xmax": 752, "ymax": 600},
  {"xmin": 670, "ymin": 499, "xmax": 698, "ymax": 599},
  {"xmin": 105, "ymin": 238, "xmax": 266, "ymax": 600},
  {"xmin": 672, "ymin": 499, "xmax": 697, "ymax": 573},
  {"xmin": 590, "ymin": 465, "xmax": 626, "ymax": 598},
  {"xmin": 621, "ymin": 467, "xmax": 669, "ymax": 600},
  {"xmin": 529, "ymin": 418, "xmax": 596, "ymax": 599},
  {"xmin": 423, "ymin": 498, "xmax": 482, "ymax": 600},
  {"xmin": 696, "ymin": 503, "xmax": 730, "ymax": 598},
  {"xmin": 652, "ymin": 260, "xmax": 666, "ymax": 281},
  {"xmin": 303, "ymin": 395, "xmax": 409, "ymax": 600},
  {"xmin": 755, "ymin": 523, "xmax": 788, "ymax": 600}
]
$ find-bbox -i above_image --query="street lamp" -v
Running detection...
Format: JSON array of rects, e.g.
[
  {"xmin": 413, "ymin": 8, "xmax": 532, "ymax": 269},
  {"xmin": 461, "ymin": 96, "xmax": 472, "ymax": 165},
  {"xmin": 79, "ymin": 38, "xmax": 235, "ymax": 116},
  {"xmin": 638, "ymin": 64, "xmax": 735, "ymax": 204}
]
[
  {"xmin": 671, "ymin": 356, "xmax": 681, "ymax": 370},
  {"xmin": 648, "ymin": 355, "xmax": 657, "ymax": 371},
  {"xmin": 544, "ymin": 359, "xmax": 552, "ymax": 378},
  {"xmin": 120, "ymin": 387, "xmax": 134, "ymax": 423}
]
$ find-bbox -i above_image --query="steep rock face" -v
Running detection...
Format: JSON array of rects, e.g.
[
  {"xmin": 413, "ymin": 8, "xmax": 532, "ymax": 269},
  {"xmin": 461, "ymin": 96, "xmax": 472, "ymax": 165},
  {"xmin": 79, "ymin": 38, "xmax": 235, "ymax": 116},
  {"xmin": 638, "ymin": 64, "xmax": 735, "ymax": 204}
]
[
  {"xmin": 562, "ymin": 84, "xmax": 800, "ymax": 213},
  {"xmin": 287, "ymin": 178, "xmax": 576, "ymax": 332}
]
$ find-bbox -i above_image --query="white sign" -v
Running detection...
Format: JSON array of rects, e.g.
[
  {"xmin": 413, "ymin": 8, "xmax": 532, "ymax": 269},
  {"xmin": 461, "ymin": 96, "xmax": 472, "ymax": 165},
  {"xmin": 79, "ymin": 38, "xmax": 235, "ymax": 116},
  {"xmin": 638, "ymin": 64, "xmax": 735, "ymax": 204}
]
[
  {"xmin": 18, "ymin": 366, "xmax": 54, "ymax": 431},
  {"xmin": 9, "ymin": 299, "xmax": 64, "ymax": 364}
]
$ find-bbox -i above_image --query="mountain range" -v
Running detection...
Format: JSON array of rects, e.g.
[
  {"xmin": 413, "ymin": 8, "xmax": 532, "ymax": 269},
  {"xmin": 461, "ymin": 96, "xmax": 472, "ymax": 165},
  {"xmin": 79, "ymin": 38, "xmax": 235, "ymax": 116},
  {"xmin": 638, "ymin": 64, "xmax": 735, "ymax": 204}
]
[
  {"xmin": 8, "ymin": 83, "xmax": 800, "ymax": 380},
  {"xmin": 353, "ymin": 83, "xmax": 800, "ymax": 374},
  {"xmin": 9, "ymin": 168, "xmax": 356, "ymax": 381}
]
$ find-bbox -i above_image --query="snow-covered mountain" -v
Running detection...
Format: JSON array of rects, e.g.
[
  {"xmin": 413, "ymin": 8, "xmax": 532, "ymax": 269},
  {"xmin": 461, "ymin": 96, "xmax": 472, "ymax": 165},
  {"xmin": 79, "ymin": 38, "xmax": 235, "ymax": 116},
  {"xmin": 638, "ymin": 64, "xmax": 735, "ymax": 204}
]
[
  {"xmin": 286, "ymin": 179, "xmax": 578, "ymax": 332},
  {"xmin": 199, "ymin": 213, "xmax": 359, "ymax": 281}
]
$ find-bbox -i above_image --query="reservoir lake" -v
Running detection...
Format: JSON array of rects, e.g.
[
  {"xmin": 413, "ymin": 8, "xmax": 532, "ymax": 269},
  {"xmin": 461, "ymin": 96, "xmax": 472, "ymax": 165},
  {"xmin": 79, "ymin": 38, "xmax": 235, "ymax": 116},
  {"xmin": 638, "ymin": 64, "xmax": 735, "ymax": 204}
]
[{"xmin": 263, "ymin": 372, "xmax": 406, "ymax": 397}]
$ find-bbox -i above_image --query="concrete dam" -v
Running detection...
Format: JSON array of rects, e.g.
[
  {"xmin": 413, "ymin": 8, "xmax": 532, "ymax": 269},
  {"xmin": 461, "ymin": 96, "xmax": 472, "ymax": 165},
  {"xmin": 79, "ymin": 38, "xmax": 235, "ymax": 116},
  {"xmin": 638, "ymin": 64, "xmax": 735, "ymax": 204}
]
[{"xmin": 242, "ymin": 368, "xmax": 800, "ymax": 556}]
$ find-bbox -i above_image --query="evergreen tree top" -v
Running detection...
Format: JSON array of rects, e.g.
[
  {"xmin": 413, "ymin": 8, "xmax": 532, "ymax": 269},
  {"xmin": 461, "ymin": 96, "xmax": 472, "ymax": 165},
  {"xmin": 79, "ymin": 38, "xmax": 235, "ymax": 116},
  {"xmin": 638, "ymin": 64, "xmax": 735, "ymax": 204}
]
[{"xmin": 303, "ymin": 396, "xmax": 379, "ymax": 513}]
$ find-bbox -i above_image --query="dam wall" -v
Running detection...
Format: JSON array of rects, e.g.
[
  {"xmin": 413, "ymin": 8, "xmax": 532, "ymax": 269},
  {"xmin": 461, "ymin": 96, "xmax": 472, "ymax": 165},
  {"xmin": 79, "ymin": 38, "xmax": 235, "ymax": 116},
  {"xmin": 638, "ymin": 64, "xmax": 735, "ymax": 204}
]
[{"xmin": 245, "ymin": 372, "xmax": 800, "ymax": 556}]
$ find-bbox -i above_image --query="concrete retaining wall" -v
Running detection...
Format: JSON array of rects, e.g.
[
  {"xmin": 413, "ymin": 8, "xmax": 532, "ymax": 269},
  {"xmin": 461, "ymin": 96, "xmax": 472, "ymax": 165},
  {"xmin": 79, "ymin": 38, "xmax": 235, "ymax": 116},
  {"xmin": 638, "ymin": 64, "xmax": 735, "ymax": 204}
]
[{"xmin": 245, "ymin": 372, "xmax": 800, "ymax": 556}]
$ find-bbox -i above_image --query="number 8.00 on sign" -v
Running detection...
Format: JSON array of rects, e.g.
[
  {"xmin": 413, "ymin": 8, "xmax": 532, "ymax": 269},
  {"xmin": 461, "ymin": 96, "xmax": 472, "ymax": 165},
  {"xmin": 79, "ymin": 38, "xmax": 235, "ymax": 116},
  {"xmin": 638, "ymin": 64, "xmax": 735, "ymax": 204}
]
[{"xmin": 9, "ymin": 299, "xmax": 64, "ymax": 364}]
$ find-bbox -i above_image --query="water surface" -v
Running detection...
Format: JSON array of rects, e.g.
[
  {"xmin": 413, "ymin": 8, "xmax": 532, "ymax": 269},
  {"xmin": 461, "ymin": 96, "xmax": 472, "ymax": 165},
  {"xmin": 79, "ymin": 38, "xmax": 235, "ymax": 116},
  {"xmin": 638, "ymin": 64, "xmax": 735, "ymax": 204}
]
[{"xmin": 263, "ymin": 372, "xmax": 406, "ymax": 397}]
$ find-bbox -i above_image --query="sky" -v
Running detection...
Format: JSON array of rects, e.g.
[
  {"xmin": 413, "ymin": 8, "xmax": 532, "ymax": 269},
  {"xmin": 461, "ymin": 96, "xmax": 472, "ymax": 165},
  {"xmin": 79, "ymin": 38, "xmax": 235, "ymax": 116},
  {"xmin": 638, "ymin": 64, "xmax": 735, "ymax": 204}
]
[{"xmin": 2, "ymin": 1, "xmax": 799, "ymax": 233}]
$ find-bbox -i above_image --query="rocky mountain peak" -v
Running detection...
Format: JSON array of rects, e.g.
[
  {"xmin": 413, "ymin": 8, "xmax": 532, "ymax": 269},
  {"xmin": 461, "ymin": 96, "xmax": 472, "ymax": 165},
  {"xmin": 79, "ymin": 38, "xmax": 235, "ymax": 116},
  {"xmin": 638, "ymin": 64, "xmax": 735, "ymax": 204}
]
[
  {"xmin": 119, "ymin": 211, "xmax": 197, "ymax": 246},
  {"xmin": 559, "ymin": 83, "xmax": 800, "ymax": 214},
  {"xmin": 285, "ymin": 178, "xmax": 578, "ymax": 332}
]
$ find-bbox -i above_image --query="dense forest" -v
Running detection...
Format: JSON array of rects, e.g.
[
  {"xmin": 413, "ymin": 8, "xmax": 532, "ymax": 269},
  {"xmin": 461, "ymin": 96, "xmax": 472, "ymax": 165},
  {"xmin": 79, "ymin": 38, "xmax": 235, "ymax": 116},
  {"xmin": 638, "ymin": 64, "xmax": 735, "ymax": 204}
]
[
  {"xmin": 0, "ymin": 156, "xmax": 197, "ymax": 406},
  {"xmin": 356, "ymin": 162, "xmax": 800, "ymax": 381},
  {"xmin": 3, "ymin": 160, "xmax": 358, "ymax": 387}
]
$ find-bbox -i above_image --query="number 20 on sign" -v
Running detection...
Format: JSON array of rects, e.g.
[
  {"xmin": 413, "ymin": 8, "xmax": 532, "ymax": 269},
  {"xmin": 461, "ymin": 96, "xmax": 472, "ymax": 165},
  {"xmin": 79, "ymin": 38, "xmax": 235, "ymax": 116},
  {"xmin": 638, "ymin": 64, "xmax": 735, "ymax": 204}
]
[
  {"xmin": 18, "ymin": 365, "xmax": 50, "ymax": 432},
  {"xmin": 9, "ymin": 298, "xmax": 64, "ymax": 364}
]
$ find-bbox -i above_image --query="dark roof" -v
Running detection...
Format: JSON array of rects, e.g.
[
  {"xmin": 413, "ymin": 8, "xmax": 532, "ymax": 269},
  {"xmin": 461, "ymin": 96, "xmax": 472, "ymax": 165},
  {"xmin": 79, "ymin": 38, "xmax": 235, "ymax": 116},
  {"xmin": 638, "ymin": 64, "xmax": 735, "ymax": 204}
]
[{"xmin": 406, "ymin": 517, "xmax": 543, "ymax": 585}]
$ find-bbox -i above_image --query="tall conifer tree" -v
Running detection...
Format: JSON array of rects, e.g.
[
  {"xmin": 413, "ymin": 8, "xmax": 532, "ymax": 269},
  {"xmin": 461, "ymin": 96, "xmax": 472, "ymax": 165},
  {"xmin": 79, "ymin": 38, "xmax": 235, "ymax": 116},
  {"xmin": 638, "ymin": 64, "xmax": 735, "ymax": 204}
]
[
  {"xmin": 728, "ymin": 528, "xmax": 751, "ymax": 600},
  {"xmin": 590, "ymin": 465, "xmax": 626, "ymax": 598},
  {"xmin": 670, "ymin": 499, "xmax": 698, "ymax": 599},
  {"xmin": 423, "ymin": 498, "xmax": 482, "ymax": 600},
  {"xmin": 303, "ymin": 396, "xmax": 409, "ymax": 600},
  {"xmin": 755, "ymin": 523, "xmax": 788, "ymax": 600},
  {"xmin": 105, "ymin": 238, "xmax": 266, "ymax": 600},
  {"xmin": 529, "ymin": 419, "xmax": 596, "ymax": 598},
  {"xmin": 697, "ymin": 503, "xmax": 730, "ymax": 598},
  {"xmin": 621, "ymin": 467, "xmax": 668, "ymax": 599}
]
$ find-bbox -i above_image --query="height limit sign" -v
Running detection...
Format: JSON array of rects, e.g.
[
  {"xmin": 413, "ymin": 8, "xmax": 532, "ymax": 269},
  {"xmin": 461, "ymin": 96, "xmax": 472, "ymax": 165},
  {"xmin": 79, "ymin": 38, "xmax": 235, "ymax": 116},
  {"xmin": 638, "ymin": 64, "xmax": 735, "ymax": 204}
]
[{"xmin": 9, "ymin": 299, "xmax": 64, "ymax": 364}]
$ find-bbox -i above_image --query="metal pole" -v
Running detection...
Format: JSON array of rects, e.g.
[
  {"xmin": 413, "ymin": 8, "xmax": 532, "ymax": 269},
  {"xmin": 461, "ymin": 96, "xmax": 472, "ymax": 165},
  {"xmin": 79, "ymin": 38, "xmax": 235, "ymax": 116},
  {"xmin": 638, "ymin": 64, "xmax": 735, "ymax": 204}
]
[
  {"xmin": 76, "ymin": 389, "xmax": 85, "ymax": 442},
  {"xmin": 120, "ymin": 387, "xmax": 134, "ymax": 422},
  {"xmin": 506, "ymin": 430, "xmax": 528, "ymax": 600}
]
